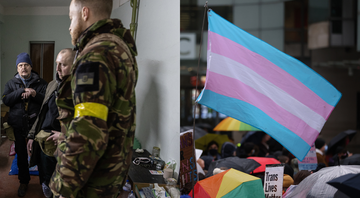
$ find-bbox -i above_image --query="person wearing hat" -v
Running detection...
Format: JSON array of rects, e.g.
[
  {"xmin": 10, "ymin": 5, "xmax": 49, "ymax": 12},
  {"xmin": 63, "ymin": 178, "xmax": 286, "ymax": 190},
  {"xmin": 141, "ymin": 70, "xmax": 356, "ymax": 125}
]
[
  {"xmin": 221, "ymin": 141, "xmax": 236, "ymax": 158},
  {"xmin": 282, "ymin": 174, "xmax": 294, "ymax": 195},
  {"xmin": 315, "ymin": 138, "xmax": 328, "ymax": 166},
  {"xmin": 26, "ymin": 49, "xmax": 76, "ymax": 198},
  {"xmin": 2, "ymin": 52, "xmax": 47, "ymax": 197}
]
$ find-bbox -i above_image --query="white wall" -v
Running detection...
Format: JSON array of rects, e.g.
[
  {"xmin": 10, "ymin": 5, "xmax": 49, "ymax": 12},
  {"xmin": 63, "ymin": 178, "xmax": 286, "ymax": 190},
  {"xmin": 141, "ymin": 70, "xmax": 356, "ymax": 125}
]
[
  {"xmin": 113, "ymin": 0, "xmax": 180, "ymax": 172},
  {"xmin": 1, "ymin": 12, "xmax": 72, "ymax": 90},
  {"xmin": 111, "ymin": 1, "xmax": 132, "ymax": 28}
]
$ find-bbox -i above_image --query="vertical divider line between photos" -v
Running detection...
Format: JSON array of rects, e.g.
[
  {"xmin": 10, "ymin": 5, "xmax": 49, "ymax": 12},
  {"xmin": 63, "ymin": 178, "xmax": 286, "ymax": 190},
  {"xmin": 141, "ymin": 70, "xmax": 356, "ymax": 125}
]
[{"xmin": 191, "ymin": 1, "xmax": 209, "ymax": 197}]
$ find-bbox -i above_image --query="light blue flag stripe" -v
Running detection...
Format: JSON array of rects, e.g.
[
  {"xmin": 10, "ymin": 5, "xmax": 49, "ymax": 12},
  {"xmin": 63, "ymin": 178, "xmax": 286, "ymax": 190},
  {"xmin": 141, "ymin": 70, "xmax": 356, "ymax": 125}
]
[{"xmin": 198, "ymin": 89, "xmax": 311, "ymax": 160}]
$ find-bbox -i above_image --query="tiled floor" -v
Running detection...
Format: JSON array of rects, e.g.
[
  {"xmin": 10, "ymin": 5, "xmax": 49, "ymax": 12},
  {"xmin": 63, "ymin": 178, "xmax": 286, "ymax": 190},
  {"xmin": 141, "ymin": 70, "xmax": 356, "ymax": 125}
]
[{"xmin": 0, "ymin": 138, "xmax": 44, "ymax": 198}]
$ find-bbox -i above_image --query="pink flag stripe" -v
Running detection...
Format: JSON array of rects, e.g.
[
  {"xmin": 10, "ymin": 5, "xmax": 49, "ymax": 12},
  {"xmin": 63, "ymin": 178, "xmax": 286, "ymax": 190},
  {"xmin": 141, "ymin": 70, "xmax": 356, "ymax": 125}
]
[
  {"xmin": 208, "ymin": 31, "xmax": 334, "ymax": 120},
  {"xmin": 205, "ymin": 70, "xmax": 320, "ymax": 146},
  {"xmin": 208, "ymin": 52, "xmax": 326, "ymax": 131}
]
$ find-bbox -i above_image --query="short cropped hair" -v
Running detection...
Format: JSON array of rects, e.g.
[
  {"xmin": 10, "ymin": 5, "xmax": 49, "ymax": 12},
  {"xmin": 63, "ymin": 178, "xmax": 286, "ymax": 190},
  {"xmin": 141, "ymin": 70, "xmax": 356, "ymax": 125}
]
[
  {"xmin": 73, "ymin": 0, "xmax": 113, "ymax": 18},
  {"xmin": 59, "ymin": 48, "xmax": 76, "ymax": 64}
]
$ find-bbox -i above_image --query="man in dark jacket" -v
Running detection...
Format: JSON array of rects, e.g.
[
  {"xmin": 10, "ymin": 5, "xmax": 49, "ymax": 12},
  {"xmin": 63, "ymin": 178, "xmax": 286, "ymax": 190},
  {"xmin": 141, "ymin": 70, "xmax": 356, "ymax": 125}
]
[
  {"xmin": 2, "ymin": 52, "xmax": 47, "ymax": 197},
  {"xmin": 27, "ymin": 49, "xmax": 75, "ymax": 198}
]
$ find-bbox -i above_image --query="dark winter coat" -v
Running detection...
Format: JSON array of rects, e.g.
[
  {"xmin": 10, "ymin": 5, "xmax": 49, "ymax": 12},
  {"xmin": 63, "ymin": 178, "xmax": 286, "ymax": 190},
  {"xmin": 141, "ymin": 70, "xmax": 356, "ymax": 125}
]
[
  {"xmin": 28, "ymin": 75, "xmax": 61, "ymax": 167},
  {"xmin": 2, "ymin": 71, "xmax": 47, "ymax": 136}
]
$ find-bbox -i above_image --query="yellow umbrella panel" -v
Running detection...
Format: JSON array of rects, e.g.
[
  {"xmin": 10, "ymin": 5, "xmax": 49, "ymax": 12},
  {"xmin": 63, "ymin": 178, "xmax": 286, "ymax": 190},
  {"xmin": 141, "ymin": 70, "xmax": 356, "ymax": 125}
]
[
  {"xmin": 195, "ymin": 133, "xmax": 230, "ymax": 154},
  {"xmin": 214, "ymin": 117, "xmax": 261, "ymax": 131}
]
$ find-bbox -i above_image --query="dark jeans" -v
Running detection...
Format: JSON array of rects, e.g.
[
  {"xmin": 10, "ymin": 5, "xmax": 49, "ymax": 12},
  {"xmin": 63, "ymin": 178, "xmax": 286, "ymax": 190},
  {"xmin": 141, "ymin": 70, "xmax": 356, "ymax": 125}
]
[
  {"xmin": 14, "ymin": 128, "xmax": 30, "ymax": 184},
  {"xmin": 37, "ymin": 149, "xmax": 57, "ymax": 185}
]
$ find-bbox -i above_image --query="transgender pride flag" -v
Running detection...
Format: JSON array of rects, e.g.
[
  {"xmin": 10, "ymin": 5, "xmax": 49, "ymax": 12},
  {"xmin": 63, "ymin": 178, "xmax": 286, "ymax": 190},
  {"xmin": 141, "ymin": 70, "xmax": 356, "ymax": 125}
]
[{"xmin": 196, "ymin": 10, "xmax": 342, "ymax": 161}]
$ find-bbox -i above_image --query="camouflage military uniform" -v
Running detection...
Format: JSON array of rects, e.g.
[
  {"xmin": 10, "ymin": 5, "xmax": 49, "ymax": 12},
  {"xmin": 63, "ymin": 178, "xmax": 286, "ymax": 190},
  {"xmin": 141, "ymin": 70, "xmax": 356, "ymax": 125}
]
[{"xmin": 50, "ymin": 19, "xmax": 138, "ymax": 198}]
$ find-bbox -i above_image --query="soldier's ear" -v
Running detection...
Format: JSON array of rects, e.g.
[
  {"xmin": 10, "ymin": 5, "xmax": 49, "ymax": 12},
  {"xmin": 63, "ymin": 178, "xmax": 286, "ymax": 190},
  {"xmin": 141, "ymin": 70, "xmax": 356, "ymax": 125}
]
[{"xmin": 81, "ymin": 6, "xmax": 89, "ymax": 21}]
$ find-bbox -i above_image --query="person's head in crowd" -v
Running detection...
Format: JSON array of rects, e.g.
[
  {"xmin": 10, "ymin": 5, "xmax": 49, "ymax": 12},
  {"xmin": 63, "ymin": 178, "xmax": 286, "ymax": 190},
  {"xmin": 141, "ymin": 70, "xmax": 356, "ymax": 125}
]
[
  {"xmin": 277, "ymin": 155, "xmax": 289, "ymax": 164},
  {"xmin": 56, "ymin": 48, "xmax": 76, "ymax": 80},
  {"xmin": 293, "ymin": 170, "xmax": 312, "ymax": 185},
  {"xmin": 237, "ymin": 142, "xmax": 257, "ymax": 158},
  {"xmin": 207, "ymin": 141, "xmax": 219, "ymax": 158},
  {"xmin": 69, "ymin": 0, "xmax": 113, "ymax": 46},
  {"xmin": 273, "ymin": 150, "xmax": 283, "ymax": 160},
  {"xmin": 283, "ymin": 174, "xmax": 294, "ymax": 192},
  {"xmin": 335, "ymin": 146, "xmax": 348, "ymax": 159},
  {"xmin": 315, "ymin": 138, "xmax": 326, "ymax": 154},
  {"xmin": 257, "ymin": 132, "xmax": 271, "ymax": 157},
  {"xmin": 221, "ymin": 142, "xmax": 236, "ymax": 158},
  {"xmin": 329, "ymin": 146, "xmax": 351, "ymax": 166},
  {"xmin": 261, "ymin": 133, "xmax": 271, "ymax": 144},
  {"xmin": 16, "ymin": 52, "xmax": 33, "ymax": 79}
]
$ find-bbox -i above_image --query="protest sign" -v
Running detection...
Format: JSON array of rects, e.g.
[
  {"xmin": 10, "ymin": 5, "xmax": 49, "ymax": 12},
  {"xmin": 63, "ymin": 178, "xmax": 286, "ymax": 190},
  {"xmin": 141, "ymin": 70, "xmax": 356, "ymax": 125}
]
[
  {"xmin": 264, "ymin": 164, "xmax": 284, "ymax": 198},
  {"xmin": 180, "ymin": 131, "xmax": 197, "ymax": 188},
  {"xmin": 298, "ymin": 144, "xmax": 318, "ymax": 171}
]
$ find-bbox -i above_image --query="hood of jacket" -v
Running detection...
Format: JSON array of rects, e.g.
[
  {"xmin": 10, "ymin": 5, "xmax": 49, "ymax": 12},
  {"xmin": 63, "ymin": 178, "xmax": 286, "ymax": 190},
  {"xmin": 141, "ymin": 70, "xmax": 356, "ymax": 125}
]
[
  {"xmin": 14, "ymin": 70, "xmax": 41, "ymax": 84},
  {"xmin": 75, "ymin": 18, "xmax": 137, "ymax": 57}
]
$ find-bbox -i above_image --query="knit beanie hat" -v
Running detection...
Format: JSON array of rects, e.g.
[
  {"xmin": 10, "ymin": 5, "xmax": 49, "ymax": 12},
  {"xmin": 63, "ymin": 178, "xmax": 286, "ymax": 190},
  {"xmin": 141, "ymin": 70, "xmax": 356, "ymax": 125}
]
[
  {"xmin": 283, "ymin": 174, "xmax": 294, "ymax": 188},
  {"xmin": 16, "ymin": 52, "xmax": 32, "ymax": 67},
  {"xmin": 315, "ymin": 138, "xmax": 326, "ymax": 149}
]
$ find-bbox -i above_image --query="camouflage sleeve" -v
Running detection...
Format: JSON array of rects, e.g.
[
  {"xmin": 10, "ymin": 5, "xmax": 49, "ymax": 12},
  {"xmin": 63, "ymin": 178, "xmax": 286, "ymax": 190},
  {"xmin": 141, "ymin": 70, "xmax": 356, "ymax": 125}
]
[{"xmin": 56, "ymin": 51, "xmax": 115, "ymax": 198}]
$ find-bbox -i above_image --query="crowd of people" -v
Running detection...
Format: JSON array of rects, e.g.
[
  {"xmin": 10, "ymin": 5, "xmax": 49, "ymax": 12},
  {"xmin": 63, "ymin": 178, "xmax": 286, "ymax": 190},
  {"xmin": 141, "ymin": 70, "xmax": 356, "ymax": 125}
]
[
  {"xmin": 2, "ymin": 0, "xmax": 138, "ymax": 197},
  {"xmin": 192, "ymin": 131, "xmax": 358, "ymax": 196}
]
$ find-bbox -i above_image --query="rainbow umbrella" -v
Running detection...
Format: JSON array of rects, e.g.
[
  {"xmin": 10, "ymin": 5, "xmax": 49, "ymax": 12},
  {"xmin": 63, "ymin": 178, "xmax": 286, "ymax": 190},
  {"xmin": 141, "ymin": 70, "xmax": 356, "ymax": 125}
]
[
  {"xmin": 189, "ymin": 168, "xmax": 265, "ymax": 198},
  {"xmin": 213, "ymin": 117, "xmax": 261, "ymax": 131}
]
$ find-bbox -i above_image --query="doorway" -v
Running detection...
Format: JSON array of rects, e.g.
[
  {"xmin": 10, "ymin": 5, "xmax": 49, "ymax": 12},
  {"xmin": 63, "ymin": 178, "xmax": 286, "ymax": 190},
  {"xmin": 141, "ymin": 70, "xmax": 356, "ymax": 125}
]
[{"xmin": 30, "ymin": 42, "xmax": 55, "ymax": 83}]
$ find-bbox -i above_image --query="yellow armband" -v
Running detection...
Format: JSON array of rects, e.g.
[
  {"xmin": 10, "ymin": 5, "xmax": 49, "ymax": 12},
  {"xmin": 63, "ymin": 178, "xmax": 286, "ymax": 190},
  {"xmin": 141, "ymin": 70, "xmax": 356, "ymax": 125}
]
[{"xmin": 74, "ymin": 102, "xmax": 108, "ymax": 121}]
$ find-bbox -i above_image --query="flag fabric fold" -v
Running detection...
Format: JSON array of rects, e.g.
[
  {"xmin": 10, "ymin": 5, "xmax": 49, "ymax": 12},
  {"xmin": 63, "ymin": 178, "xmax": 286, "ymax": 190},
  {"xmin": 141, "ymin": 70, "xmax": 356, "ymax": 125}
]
[{"xmin": 196, "ymin": 10, "xmax": 342, "ymax": 161}]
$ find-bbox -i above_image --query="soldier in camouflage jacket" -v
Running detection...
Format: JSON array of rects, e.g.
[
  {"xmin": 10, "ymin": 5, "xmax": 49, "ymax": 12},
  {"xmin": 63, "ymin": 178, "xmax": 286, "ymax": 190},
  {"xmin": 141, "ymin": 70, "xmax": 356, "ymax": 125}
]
[{"xmin": 50, "ymin": 1, "xmax": 138, "ymax": 197}]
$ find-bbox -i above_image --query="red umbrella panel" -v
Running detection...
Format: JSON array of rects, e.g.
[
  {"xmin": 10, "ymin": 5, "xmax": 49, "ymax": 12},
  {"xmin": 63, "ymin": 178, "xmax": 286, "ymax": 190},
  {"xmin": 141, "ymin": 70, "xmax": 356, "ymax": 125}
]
[{"xmin": 247, "ymin": 157, "xmax": 281, "ymax": 174}]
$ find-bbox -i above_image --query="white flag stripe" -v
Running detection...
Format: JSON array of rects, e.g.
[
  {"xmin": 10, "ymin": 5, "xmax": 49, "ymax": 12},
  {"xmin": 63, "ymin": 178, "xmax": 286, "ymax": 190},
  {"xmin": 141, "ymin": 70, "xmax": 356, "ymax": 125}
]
[{"xmin": 208, "ymin": 51, "xmax": 325, "ymax": 132}]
